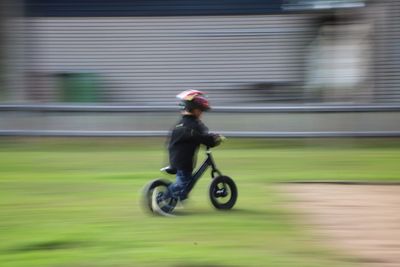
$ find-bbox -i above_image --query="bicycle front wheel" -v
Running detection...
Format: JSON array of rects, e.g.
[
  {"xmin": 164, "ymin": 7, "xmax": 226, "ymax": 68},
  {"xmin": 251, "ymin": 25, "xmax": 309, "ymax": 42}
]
[{"xmin": 209, "ymin": 175, "xmax": 237, "ymax": 210}]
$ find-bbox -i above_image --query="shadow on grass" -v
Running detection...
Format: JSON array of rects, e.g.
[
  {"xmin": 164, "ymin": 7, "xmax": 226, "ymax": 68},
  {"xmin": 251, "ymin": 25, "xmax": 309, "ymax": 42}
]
[
  {"xmin": 175, "ymin": 264, "xmax": 239, "ymax": 267},
  {"xmin": 174, "ymin": 208, "xmax": 268, "ymax": 217},
  {"xmin": 8, "ymin": 240, "xmax": 86, "ymax": 253}
]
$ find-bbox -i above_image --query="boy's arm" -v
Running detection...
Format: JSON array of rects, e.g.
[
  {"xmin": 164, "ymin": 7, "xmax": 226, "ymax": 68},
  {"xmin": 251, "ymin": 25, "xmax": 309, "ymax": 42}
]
[
  {"xmin": 173, "ymin": 124, "xmax": 221, "ymax": 147},
  {"xmin": 189, "ymin": 128, "xmax": 221, "ymax": 147}
]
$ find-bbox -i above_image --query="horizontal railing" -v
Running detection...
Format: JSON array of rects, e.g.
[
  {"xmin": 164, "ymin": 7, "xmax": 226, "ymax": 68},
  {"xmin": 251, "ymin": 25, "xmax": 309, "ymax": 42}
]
[
  {"xmin": 1, "ymin": 103, "xmax": 400, "ymax": 113},
  {"xmin": 2, "ymin": 104, "xmax": 400, "ymax": 137},
  {"xmin": 1, "ymin": 130, "xmax": 400, "ymax": 138}
]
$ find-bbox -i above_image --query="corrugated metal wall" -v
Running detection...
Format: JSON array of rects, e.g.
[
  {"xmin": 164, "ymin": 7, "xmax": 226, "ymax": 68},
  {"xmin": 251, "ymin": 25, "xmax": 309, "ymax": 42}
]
[
  {"xmin": 19, "ymin": 1, "xmax": 400, "ymax": 105},
  {"xmin": 372, "ymin": 0, "xmax": 400, "ymax": 103},
  {"xmin": 25, "ymin": 15, "xmax": 316, "ymax": 104}
]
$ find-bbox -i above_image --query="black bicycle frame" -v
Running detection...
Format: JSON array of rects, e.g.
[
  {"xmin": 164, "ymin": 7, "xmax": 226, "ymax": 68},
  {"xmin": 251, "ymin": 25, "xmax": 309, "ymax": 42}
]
[{"xmin": 184, "ymin": 147, "xmax": 222, "ymax": 196}]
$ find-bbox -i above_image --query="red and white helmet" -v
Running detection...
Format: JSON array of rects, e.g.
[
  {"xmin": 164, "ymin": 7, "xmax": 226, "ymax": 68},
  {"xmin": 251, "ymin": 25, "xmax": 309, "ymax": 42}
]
[{"xmin": 177, "ymin": 89, "xmax": 211, "ymax": 111}]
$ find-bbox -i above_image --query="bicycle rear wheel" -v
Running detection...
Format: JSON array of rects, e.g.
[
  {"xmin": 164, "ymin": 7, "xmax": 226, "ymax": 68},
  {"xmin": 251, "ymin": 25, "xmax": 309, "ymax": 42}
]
[{"xmin": 141, "ymin": 179, "xmax": 177, "ymax": 214}]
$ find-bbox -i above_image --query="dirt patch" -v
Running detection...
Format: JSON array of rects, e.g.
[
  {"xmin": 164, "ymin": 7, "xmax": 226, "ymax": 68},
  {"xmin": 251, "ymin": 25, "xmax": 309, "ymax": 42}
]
[{"xmin": 279, "ymin": 184, "xmax": 400, "ymax": 267}]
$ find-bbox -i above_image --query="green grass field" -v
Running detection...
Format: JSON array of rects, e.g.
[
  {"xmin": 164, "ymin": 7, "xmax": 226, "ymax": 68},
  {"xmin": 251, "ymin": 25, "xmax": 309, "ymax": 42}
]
[{"xmin": 1, "ymin": 138, "xmax": 400, "ymax": 267}]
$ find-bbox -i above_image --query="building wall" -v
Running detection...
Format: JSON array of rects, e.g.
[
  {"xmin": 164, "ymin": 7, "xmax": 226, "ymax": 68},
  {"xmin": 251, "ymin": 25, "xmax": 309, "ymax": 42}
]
[
  {"xmin": 371, "ymin": 0, "xmax": 400, "ymax": 102},
  {"xmin": 7, "ymin": 0, "xmax": 400, "ymax": 105},
  {"xmin": 25, "ymin": 15, "xmax": 316, "ymax": 104}
]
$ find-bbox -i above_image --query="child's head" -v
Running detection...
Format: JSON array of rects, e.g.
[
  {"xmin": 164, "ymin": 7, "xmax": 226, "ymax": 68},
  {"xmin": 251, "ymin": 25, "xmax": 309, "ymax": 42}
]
[{"xmin": 177, "ymin": 90, "xmax": 210, "ymax": 118}]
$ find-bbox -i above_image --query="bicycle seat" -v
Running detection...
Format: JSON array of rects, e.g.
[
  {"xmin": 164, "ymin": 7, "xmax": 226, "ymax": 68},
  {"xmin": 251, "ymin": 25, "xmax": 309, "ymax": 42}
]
[{"xmin": 160, "ymin": 166, "xmax": 177, "ymax": 175}]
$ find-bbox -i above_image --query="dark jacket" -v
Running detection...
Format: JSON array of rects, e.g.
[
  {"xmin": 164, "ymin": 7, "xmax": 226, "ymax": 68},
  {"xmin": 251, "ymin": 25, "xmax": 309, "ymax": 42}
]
[{"xmin": 168, "ymin": 115, "xmax": 218, "ymax": 172}]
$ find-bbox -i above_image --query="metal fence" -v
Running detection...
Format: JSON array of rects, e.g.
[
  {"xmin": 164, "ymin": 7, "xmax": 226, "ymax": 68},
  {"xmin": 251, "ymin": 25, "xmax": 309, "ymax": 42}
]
[{"xmin": 1, "ymin": 104, "xmax": 400, "ymax": 137}]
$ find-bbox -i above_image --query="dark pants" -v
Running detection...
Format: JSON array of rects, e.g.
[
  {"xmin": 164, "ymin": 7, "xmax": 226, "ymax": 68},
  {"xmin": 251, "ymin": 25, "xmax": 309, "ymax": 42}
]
[{"xmin": 168, "ymin": 170, "xmax": 193, "ymax": 200}]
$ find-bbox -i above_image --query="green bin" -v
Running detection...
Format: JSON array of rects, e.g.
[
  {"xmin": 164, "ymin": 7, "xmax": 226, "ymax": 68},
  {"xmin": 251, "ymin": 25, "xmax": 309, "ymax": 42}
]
[{"xmin": 58, "ymin": 73, "xmax": 100, "ymax": 102}]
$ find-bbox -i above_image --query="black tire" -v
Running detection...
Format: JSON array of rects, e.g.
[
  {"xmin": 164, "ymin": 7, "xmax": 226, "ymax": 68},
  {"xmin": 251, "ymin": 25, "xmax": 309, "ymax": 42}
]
[
  {"xmin": 140, "ymin": 179, "xmax": 177, "ymax": 214},
  {"xmin": 209, "ymin": 176, "xmax": 237, "ymax": 210}
]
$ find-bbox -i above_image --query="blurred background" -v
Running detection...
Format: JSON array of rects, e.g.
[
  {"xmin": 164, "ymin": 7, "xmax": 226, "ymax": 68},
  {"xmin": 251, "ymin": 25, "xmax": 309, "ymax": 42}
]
[
  {"xmin": 1, "ymin": 2, "xmax": 400, "ymax": 267},
  {"xmin": 1, "ymin": 0, "xmax": 400, "ymax": 137}
]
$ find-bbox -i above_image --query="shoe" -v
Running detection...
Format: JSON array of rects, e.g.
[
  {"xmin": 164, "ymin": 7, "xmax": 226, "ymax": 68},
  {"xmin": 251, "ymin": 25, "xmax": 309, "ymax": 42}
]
[{"xmin": 151, "ymin": 188, "xmax": 176, "ymax": 217}]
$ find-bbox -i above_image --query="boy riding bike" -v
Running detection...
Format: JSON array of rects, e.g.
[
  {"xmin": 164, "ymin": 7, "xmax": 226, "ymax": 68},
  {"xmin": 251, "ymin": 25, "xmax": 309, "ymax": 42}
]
[{"xmin": 152, "ymin": 90, "xmax": 223, "ymax": 215}]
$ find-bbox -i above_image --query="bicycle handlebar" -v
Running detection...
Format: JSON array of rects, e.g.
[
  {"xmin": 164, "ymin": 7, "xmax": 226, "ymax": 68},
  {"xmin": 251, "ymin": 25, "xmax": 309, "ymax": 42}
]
[{"xmin": 206, "ymin": 134, "xmax": 227, "ymax": 151}]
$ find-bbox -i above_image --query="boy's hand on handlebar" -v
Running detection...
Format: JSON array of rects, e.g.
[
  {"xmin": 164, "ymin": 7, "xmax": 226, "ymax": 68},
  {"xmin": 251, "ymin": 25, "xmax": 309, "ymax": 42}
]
[{"xmin": 212, "ymin": 133, "xmax": 226, "ymax": 146}]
